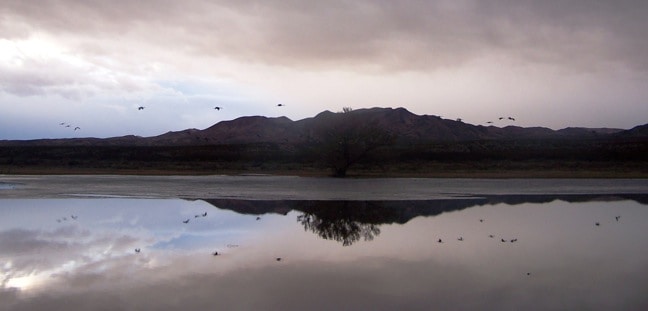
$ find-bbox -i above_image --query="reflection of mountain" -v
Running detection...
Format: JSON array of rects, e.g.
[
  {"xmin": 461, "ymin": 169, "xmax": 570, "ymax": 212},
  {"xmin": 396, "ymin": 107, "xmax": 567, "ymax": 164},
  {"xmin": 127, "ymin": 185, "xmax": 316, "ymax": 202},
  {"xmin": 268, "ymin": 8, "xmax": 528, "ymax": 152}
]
[
  {"xmin": 202, "ymin": 194, "xmax": 648, "ymax": 224},
  {"xmin": 201, "ymin": 194, "xmax": 647, "ymax": 246}
]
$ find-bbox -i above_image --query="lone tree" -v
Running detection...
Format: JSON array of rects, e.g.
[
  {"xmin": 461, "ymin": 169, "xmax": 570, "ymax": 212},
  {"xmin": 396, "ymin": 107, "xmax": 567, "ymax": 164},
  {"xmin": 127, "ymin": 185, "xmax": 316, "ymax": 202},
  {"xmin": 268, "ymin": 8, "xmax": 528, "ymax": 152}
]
[{"xmin": 314, "ymin": 107, "xmax": 394, "ymax": 177}]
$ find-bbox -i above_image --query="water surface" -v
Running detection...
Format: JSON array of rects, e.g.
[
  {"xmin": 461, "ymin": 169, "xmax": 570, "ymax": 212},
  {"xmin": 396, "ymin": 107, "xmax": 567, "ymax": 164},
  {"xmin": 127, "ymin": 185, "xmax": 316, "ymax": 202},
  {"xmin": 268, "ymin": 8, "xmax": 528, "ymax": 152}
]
[{"xmin": 1, "ymin": 194, "xmax": 647, "ymax": 310}]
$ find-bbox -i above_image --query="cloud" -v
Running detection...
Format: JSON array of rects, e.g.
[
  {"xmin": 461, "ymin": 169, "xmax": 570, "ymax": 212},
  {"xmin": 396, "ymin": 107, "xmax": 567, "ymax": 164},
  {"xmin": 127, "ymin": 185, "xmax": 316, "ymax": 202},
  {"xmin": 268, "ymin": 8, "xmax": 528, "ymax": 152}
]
[
  {"xmin": 1, "ymin": 0, "xmax": 647, "ymax": 72},
  {"xmin": 0, "ymin": 0, "xmax": 647, "ymax": 138}
]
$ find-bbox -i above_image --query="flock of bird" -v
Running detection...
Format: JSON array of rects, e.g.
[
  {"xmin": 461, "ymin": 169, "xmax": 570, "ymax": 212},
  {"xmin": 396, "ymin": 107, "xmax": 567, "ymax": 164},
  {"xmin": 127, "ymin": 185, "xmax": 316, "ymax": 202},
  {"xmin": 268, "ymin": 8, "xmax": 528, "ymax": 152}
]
[
  {"xmin": 58, "ymin": 122, "xmax": 81, "ymax": 131},
  {"xmin": 596, "ymin": 215, "xmax": 621, "ymax": 226},
  {"xmin": 436, "ymin": 218, "xmax": 520, "ymax": 245},
  {"xmin": 56, "ymin": 214, "xmax": 78, "ymax": 223},
  {"xmin": 485, "ymin": 116, "xmax": 516, "ymax": 125},
  {"xmin": 59, "ymin": 104, "xmax": 285, "ymax": 133},
  {"xmin": 130, "ymin": 212, "xmax": 280, "ymax": 261},
  {"xmin": 51, "ymin": 209, "xmax": 624, "ymax": 273},
  {"xmin": 433, "ymin": 214, "xmax": 623, "ymax": 276}
]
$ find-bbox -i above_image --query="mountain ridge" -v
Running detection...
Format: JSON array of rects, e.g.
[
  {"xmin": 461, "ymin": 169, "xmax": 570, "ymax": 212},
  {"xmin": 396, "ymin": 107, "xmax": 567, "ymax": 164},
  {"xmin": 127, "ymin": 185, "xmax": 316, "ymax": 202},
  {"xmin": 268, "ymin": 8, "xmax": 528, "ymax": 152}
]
[{"xmin": 0, "ymin": 107, "xmax": 644, "ymax": 146}]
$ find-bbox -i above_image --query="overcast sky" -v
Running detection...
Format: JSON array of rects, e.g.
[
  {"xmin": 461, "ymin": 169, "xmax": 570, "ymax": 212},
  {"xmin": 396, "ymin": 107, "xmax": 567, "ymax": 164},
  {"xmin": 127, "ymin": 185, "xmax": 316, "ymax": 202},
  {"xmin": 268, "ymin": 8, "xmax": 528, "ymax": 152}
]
[{"xmin": 1, "ymin": 0, "xmax": 647, "ymax": 139}]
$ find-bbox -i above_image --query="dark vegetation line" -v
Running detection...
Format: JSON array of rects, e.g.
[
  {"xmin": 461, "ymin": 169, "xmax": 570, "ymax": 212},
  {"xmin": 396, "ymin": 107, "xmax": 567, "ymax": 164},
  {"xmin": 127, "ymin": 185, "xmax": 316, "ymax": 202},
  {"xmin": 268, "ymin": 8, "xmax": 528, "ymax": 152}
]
[
  {"xmin": 0, "ymin": 137, "xmax": 645, "ymax": 177},
  {"xmin": 1, "ymin": 108, "xmax": 646, "ymax": 177}
]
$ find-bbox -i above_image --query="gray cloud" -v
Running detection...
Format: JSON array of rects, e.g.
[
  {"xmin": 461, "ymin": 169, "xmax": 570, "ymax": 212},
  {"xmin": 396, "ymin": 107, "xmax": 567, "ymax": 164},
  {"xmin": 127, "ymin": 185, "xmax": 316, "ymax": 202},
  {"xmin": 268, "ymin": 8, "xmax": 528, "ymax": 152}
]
[
  {"xmin": 0, "ymin": 226, "xmax": 141, "ymax": 285},
  {"xmin": 2, "ymin": 0, "xmax": 647, "ymax": 72}
]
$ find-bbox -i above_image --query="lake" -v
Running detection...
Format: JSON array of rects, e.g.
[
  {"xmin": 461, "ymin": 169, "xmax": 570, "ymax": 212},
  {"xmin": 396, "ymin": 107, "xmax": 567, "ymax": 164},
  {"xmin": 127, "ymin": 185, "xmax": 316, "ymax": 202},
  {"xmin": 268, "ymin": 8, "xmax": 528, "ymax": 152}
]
[{"xmin": 1, "ymin": 176, "xmax": 647, "ymax": 310}]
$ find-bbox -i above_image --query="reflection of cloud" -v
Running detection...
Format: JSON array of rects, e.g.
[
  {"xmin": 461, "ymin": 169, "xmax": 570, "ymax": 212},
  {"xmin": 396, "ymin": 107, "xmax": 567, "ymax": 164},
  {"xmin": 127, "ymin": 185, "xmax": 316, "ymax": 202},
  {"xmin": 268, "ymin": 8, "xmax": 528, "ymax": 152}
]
[
  {"xmin": 2, "ymin": 255, "xmax": 647, "ymax": 311},
  {"xmin": 0, "ymin": 226, "xmax": 144, "ymax": 292}
]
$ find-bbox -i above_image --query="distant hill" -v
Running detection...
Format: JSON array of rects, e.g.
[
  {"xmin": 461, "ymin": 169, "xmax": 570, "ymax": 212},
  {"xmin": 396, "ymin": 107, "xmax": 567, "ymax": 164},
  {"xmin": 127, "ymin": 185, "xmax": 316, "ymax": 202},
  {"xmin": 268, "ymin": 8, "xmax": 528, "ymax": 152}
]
[{"xmin": 0, "ymin": 107, "xmax": 644, "ymax": 146}]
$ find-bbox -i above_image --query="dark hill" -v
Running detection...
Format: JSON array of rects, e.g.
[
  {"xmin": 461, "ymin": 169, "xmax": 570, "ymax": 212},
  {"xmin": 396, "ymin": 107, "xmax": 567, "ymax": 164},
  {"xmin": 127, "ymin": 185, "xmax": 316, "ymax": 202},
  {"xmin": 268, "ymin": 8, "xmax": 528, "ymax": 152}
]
[
  {"xmin": 147, "ymin": 107, "xmax": 640, "ymax": 145},
  {"xmin": 1, "ymin": 107, "xmax": 641, "ymax": 147}
]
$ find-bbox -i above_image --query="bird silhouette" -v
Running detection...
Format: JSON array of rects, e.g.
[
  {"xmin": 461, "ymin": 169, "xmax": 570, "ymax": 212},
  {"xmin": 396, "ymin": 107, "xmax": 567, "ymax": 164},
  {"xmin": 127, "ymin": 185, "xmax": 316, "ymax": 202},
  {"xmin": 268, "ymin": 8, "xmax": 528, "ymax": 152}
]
[
  {"xmin": 276, "ymin": 257, "xmax": 282, "ymax": 261},
  {"xmin": 499, "ymin": 117, "xmax": 504, "ymax": 120},
  {"xmin": 438, "ymin": 239, "xmax": 443, "ymax": 243},
  {"xmin": 74, "ymin": 127, "xmax": 80, "ymax": 131},
  {"xmin": 213, "ymin": 251, "xmax": 219, "ymax": 256},
  {"xmin": 202, "ymin": 212, "xmax": 207, "ymax": 217},
  {"xmin": 59, "ymin": 122, "xmax": 66, "ymax": 126},
  {"xmin": 70, "ymin": 215, "xmax": 78, "ymax": 220},
  {"xmin": 135, "ymin": 248, "xmax": 141, "ymax": 253},
  {"xmin": 256, "ymin": 216, "xmax": 261, "ymax": 220},
  {"xmin": 489, "ymin": 235, "xmax": 494, "ymax": 238},
  {"xmin": 486, "ymin": 121, "xmax": 493, "ymax": 124},
  {"xmin": 501, "ymin": 239, "xmax": 507, "ymax": 242},
  {"xmin": 138, "ymin": 106, "xmax": 145, "ymax": 110},
  {"xmin": 510, "ymin": 239, "xmax": 518, "ymax": 243},
  {"xmin": 595, "ymin": 222, "xmax": 600, "ymax": 226},
  {"xmin": 508, "ymin": 117, "xmax": 516, "ymax": 121},
  {"xmin": 183, "ymin": 219, "xmax": 190, "ymax": 224},
  {"xmin": 480, "ymin": 219, "xmax": 484, "ymax": 223},
  {"xmin": 214, "ymin": 106, "xmax": 222, "ymax": 110},
  {"xmin": 65, "ymin": 125, "xmax": 71, "ymax": 128},
  {"xmin": 458, "ymin": 237, "xmax": 464, "ymax": 241},
  {"xmin": 615, "ymin": 216, "xmax": 620, "ymax": 221},
  {"xmin": 277, "ymin": 104, "xmax": 285, "ymax": 107}
]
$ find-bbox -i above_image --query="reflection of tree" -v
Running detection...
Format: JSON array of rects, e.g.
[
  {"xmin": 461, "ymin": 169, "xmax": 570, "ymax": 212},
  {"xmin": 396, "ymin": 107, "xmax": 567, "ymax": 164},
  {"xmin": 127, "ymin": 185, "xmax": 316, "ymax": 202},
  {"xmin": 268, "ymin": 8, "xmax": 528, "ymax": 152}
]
[
  {"xmin": 298, "ymin": 212, "xmax": 380, "ymax": 246},
  {"xmin": 201, "ymin": 194, "xmax": 648, "ymax": 246}
]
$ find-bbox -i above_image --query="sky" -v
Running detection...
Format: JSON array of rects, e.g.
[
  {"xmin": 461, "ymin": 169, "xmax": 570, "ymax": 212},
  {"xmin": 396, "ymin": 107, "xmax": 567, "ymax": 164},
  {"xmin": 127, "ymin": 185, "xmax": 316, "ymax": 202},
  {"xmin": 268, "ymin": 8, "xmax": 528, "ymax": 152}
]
[{"xmin": 1, "ymin": 0, "xmax": 647, "ymax": 140}]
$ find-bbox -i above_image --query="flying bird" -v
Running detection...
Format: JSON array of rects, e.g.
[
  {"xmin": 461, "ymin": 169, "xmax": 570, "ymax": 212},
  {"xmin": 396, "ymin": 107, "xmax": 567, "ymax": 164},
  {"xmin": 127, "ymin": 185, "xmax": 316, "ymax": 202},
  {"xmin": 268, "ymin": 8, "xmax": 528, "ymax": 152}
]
[
  {"xmin": 276, "ymin": 257, "xmax": 282, "ymax": 261},
  {"xmin": 499, "ymin": 117, "xmax": 504, "ymax": 120},
  {"xmin": 135, "ymin": 248, "xmax": 141, "ymax": 253},
  {"xmin": 458, "ymin": 237, "xmax": 464, "ymax": 241},
  {"xmin": 615, "ymin": 216, "xmax": 620, "ymax": 221},
  {"xmin": 138, "ymin": 106, "xmax": 145, "ymax": 110},
  {"xmin": 202, "ymin": 212, "xmax": 207, "ymax": 217},
  {"xmin": 277, "ymin": 104, "xmax": 285, "ymax": 107},
  {"xmin": 74, "ymin": 127, "xmax": 80, "ymax": 131},
  {"xmin": 213, "ymin": 251, "xmax": 219, "ymax": 256},
  {"xmin": 438, "ymin": 239, "xmax": 443, "ymax": 243},
  {"xmin": 214, "ymin": 106, "xmax": 222, "ymax": 110},
  {"xmin": 595, "ymin": 222, "xmax": 600, "ymax": 226},
  {"xmin": 501, "ymin": 239, "xmax": 507, "ymax": 242},
  {"xmin": 508, "ymin": 117, "xmax": 516, "ymax": 121},
  {"xmin": 70, "ymin": 215, "xmax": 78, "ymax": 220},
  {"xmin": 183, "ymin": 219, "xmax": 190, "ymax": 224},
  {"xmin": 59, "ymin": 122, "xmax": 66, "ymax": 126}
]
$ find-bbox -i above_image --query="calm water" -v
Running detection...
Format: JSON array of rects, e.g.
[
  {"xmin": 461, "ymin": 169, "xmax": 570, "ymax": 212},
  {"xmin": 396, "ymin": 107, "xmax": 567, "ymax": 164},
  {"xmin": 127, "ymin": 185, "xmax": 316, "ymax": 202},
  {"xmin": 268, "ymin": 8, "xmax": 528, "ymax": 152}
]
[{"xmin": 1, "ymin": 194, "xmax": 647, "ymax": 310}]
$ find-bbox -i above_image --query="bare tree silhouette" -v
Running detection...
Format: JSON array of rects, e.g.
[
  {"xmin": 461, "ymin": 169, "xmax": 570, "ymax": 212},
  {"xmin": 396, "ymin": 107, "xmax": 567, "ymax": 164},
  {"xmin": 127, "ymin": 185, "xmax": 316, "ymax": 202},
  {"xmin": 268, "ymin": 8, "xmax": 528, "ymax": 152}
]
[{"xmin": 314, "ymin": 107, "xmax": 394, "ymax": 177}]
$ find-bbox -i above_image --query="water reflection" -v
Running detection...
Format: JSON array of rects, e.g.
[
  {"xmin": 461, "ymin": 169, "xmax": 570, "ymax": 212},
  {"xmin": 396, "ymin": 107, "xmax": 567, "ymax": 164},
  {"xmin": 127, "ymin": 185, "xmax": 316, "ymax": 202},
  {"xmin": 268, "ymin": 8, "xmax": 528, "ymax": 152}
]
[
  {"xmin": 0, "ymin": 195, "xmax": 647, "ymax": 310},
  {"xmin": 204, "ymin": 194, "xmax": 648, "ymax": 246},
  {"xmin": 297, "ymin": 209, "xmax": 381, "ymax": 246}
]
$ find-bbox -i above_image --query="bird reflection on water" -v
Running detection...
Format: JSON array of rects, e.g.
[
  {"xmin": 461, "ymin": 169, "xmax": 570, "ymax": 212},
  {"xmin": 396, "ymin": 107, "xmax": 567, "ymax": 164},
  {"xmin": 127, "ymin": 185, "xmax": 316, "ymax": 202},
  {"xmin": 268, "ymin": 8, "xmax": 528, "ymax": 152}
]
[{"xmin": 0, "ymin": 193, "xmax": 646, "ymax": 310}]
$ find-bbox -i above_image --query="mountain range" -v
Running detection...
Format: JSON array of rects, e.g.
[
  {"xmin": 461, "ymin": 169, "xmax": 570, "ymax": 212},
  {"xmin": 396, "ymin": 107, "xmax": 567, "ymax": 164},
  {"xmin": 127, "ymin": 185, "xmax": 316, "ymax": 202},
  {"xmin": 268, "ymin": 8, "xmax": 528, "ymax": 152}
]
[{"xmin": 1, "ymin": 107, "xmax": 646, "ymax": 146}]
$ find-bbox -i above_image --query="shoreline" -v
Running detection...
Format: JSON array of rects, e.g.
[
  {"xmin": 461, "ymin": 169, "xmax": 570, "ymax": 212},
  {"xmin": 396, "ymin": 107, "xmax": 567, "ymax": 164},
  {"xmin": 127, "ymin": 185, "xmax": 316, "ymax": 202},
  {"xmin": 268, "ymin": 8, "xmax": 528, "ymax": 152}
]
[{"xmin": 1, "ymin": 165, "xmax": 646, "ymax": 179}]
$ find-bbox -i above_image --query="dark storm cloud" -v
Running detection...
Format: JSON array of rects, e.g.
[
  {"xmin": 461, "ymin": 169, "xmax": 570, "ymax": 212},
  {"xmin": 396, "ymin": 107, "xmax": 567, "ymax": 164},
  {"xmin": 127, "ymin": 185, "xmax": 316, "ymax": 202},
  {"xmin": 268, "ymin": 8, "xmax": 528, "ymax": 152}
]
[{"xmin": 2, "ymin": 0, "xmax": 647, "ymax": 72}]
